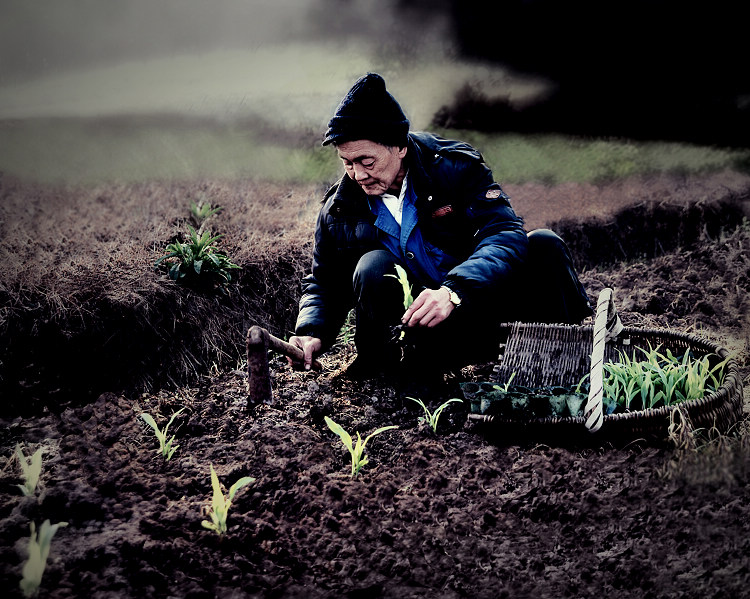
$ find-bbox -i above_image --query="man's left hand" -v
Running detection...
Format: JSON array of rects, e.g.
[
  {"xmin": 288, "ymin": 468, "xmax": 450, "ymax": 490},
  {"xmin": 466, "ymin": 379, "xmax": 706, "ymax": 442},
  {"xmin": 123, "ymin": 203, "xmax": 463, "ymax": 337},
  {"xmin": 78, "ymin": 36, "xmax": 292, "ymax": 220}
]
[{"xmin": 402, "ymin": 286, "xmax": 454, "ymax": 328}]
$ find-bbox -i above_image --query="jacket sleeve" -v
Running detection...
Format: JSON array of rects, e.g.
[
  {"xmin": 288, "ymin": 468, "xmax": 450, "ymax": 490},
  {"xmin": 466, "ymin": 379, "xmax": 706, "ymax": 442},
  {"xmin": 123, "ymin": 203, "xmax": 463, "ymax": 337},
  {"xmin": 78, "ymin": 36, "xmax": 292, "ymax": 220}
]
[
  {"xmin": 441, "ymin": 158, "xmax": 528, "ymax": 302},
  {"xmin": 294, "ymin": 196, "xmax": 353, "ymax": 348}
]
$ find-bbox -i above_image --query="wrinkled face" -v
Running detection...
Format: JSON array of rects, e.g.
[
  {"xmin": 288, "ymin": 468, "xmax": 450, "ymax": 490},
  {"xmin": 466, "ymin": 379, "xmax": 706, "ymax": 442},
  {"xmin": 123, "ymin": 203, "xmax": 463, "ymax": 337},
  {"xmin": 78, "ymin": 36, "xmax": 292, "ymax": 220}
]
[{"xmin": 336, "ymin": 140, "xmax": 407, "ymax": 196}]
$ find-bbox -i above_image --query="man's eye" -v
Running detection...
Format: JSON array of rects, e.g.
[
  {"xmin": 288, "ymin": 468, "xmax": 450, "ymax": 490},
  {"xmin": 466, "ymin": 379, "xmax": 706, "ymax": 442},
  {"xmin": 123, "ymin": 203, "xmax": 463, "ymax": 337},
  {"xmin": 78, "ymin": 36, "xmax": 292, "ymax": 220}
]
[{"xmin": 362, "ymin": 161, "xmax": 375, "ymax": 168}]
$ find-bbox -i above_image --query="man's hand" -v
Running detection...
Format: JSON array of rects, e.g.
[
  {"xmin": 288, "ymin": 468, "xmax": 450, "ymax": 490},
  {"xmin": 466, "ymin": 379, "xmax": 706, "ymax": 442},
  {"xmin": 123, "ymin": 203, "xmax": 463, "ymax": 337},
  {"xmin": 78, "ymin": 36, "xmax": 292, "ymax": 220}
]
[
  {"xmin": 287, "ymin": 335, "xmax": 322, "ymax": 370},
  {"xmin": 402, "ymin": 286, "xmax": 454, "ymax": 328}
]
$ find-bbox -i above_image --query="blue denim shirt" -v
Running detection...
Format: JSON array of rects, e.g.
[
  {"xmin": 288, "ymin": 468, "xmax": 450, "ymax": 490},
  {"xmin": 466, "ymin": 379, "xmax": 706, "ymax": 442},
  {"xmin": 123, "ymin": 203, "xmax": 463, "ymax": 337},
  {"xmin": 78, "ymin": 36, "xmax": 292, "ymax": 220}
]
[{"xmin": 370, "ymin": 174, "xmax": 459, "ymax": 288}]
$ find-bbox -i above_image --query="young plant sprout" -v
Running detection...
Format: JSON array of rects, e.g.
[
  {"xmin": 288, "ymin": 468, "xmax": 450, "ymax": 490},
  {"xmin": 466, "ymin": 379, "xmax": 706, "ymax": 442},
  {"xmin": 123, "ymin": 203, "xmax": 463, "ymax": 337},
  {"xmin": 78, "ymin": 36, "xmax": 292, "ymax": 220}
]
[
  {"xmin": 15, "ymin": 444, "xmax": 43, "ymax": 496},
  {"xmin": 336, "ymin": 309, "xmax": 356, "ymax": 346},
  {"xmin": 496, "ymin": 372, "xmax": 517, "ymax": 393},
  {"xmin": 189, "ymin": 199, "xmax": 222, "ymax": 227},
  {"xmin": 385, "ymin": 264, "xmax": 413, "ymax": 310},
  {"xmin": 324, "ymin": 416, "xmax": 397, "ymax": 477},
  {"xmin": 19, "ymin": 519, "xmax": 68, "ymax": 598},
  {"xmin": 582, "ymin": 344, "xmax": 729, "ymax": 412},
  {"xmin": 201, "ymin": 464, "xmax": 255, "ymax": 535},
  {"xmin": 140, "ymin": 408, "xmax": 185, "ymax": 461},
  {"xmin": 407, "ymin": 397, "xmax": 463, "ymax": 433},
  {"xmin": 385, "ymin": 264, "xmax": 413, "ymax": 343}
]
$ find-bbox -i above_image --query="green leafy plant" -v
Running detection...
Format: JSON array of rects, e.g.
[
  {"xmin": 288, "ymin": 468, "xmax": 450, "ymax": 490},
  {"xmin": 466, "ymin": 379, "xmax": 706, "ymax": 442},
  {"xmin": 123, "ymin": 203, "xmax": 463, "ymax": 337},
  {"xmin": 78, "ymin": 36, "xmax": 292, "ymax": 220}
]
[
  {"xmin": 385, "ymin": 264, "xmax": 413, "ymax": 310},
  {"xmin": 589, "ymin": 344, "xmax": 729, "ymax": 412},
  {"xmin": 201, "ymin": 464, "xmax": 255, "ymax": 535},
  {"xmin": 189, "ymin": 199, "xmax": 222, "ymax": 227},
  {"xmin": 20, "ymin": 519, "xmax": 68, "ymax": 598},
  {"xmin": 336, "ymin": 308, "xmax": 356, "ymax": 347},
  {"xmin": 140, "ymin": 408, "xmax": 185, "ymax": 461},
  {"xmin": 15, "ymin": 444, "xmax": 43, "ymax": 496},
  {"xmin": 154, "ymin": 225, "xmax": 240, "ymax": 289},
  {"xmin": 407, "ymin": 397, "xmax": 463, "ymax": 433},
  {"xmin": 324, "ymin": 416, "xmax": 397, "ymax": 476},
  {"xmin": 463, "ymin": 380, "xmax": 588, "ymax": 418}
]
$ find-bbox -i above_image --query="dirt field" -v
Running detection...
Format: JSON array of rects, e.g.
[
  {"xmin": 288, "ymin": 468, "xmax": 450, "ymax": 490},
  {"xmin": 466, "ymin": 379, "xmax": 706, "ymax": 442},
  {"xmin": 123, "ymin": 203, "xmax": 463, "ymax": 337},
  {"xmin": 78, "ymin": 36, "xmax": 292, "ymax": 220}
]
[{"xmin": 1, "ymin": 171, "xmax": 750, "ymax": 598}]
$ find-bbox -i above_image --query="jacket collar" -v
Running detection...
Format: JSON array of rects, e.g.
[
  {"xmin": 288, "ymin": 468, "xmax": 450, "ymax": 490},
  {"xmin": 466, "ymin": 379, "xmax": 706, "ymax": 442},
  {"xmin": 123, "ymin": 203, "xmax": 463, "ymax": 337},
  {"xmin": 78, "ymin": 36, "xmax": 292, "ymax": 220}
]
[{"xmin": 328, "ymin": 132, "xmax": 443, "ymax": 212}]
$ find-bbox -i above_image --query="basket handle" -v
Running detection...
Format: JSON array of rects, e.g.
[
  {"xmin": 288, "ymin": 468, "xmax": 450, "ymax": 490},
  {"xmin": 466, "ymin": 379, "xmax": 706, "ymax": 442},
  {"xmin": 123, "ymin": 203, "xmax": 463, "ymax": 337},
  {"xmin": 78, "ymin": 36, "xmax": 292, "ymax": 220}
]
[{"xmin": 584, "ymin": 288, "xmax": 624, "ymax": 432}]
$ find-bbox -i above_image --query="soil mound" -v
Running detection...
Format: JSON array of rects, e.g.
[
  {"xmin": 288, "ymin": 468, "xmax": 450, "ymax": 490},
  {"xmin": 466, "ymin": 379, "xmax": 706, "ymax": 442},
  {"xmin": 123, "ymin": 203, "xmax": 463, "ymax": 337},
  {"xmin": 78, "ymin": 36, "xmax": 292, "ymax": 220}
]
[
  {"xmin": 1, "ymin": 174, "xmax": 749, "ymax": 417},
  {"xmin": 1, "ymin": 174, "xmax": 750, "ymax": 598},
  {"xmin": 0, "ymin": 177, "xmax": 322, "ymax": 416}
]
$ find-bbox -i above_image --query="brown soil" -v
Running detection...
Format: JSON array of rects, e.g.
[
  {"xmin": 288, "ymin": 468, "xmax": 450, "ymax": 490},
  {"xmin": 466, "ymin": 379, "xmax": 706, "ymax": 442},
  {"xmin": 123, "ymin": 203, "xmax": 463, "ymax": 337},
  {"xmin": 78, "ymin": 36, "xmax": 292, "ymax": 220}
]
[{"xmin": 1, "ymin": 172, "xmax": 750, "ymax": 599}]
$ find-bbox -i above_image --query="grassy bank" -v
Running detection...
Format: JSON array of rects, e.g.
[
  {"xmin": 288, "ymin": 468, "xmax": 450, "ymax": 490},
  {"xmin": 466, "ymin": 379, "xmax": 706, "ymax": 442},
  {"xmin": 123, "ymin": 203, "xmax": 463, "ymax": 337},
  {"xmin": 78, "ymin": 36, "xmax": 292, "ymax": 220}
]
[
  {"xmin": 443, "ymin": 129, "xmax": 750, "ymax": 185},
  {"xmin": 1, "ymin": 117, "xmax": 749, "ymax": 186}
]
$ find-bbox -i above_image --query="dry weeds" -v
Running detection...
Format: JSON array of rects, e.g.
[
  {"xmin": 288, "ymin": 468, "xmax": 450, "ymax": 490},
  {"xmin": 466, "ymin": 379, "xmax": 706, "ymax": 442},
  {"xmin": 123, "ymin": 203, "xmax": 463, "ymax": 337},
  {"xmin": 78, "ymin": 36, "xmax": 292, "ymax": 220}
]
[
  {"xmin": 0, "ymin": 175, "xmax": 325, "ymax": 413},
  {"xmin": 1, "ymin": 171, "xmax": 748, "ymax": 419}
]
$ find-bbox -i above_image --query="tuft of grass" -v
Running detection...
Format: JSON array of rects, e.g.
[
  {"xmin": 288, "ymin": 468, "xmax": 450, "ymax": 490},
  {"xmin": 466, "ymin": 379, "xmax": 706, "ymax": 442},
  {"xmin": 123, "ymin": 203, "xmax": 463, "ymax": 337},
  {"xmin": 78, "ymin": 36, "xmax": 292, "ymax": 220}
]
[
  {"xmin": 660, "ymin": 416, "xmax": 750, "ymax": 484},
  {"xmin": 666, "ymin": 405, "xmax": 698, "ymax": 452}
]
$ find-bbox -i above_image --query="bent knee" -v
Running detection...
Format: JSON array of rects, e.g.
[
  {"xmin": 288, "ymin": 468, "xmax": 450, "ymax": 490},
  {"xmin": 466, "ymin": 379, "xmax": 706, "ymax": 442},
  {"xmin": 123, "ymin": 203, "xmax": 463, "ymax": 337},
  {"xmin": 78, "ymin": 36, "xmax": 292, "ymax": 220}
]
[
  {"xmin": 353, "ymin": 250, "xmax": 400, "ymax": 288},
  {"xmin": 527, "ymin": 228, "xmax": 563, "ymax": 245},
  {"xmin": 526, "ymin": 229, "xmax": 570, "ymax": 262}
]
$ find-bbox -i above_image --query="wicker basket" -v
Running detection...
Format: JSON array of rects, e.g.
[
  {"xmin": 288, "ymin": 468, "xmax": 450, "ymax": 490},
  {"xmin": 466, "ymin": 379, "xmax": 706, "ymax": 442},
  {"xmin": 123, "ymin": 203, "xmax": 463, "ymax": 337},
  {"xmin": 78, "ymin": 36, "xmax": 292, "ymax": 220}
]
[{"xmin": 467, "ymin": 289, "xmax": 745, "ymax": 441}]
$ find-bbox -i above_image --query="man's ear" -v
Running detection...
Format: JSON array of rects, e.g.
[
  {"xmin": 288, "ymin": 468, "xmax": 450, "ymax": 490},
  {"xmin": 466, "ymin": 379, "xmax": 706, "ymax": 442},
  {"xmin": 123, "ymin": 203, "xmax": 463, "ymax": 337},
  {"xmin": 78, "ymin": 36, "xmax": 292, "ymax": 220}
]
[{"xmin": 397, "ymin": 146, "xmax": 407, "ymax": 159}]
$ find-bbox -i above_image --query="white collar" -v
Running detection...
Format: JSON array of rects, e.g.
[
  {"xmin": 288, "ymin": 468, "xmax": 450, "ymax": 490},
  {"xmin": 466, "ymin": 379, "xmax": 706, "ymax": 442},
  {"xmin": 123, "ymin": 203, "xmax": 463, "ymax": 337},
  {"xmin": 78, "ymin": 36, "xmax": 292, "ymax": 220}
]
[{"xmin": 381, "ymin": 171, "xmax": 409, "ymax": 226}]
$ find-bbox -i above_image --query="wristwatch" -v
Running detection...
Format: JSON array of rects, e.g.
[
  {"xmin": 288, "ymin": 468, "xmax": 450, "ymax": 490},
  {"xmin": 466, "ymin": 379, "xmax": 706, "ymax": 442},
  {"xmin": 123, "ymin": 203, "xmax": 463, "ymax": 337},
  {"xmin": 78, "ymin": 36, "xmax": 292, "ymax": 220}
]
[{"xmin": 441, "ymin": 285, "xmax": 462, "ymax": 308}]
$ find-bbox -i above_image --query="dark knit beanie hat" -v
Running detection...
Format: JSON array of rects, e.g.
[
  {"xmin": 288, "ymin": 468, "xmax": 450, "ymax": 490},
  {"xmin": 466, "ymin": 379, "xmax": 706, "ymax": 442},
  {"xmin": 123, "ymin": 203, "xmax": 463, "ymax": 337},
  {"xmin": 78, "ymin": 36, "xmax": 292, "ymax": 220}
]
[{"xmin": 322, "ymin": 73, "xmax": 410, "ymax": 147}]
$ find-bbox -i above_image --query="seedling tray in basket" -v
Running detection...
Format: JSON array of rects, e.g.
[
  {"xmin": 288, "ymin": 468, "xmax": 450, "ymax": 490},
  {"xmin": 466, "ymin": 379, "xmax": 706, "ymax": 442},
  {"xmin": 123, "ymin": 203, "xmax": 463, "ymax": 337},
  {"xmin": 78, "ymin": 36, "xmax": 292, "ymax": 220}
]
[{"xmin": 465, "ymin": 289, "xmax": 745, "ymax": 441}]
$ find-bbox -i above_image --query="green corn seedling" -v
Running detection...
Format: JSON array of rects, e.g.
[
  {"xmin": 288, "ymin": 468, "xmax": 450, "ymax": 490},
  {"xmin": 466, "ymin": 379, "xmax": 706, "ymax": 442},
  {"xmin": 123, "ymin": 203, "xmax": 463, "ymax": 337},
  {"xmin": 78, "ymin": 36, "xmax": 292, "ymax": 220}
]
[
  {"xmin": 19, "ymin": 519, "xmax": 68, "ymax": 598},
  {"xmin": 15, "ymin": 444, "xmax": 43, "ymax": 496},
  {"xmin": 596, "ymin": 344, "xmax": 729, "ymax": 412},
  {"xmin": 495, "ymin": 372, "xmax": 517, "ymax": 392},
  {"xmin": 407, "ymin": 397, "xmax": 463, "ymax": 433},
  {"xmin": 140, "ymin": 408, "xmax": 185, "ymax": 461},
  {"xmin": 324, "ymin": 416, "xmax": 397, "ymax": 476},
  {"xmin": 385, "ymin": 264, "xmax": 414, "ymax": 310},
  {"xmin": 201, "ymin": 464, "xmax": 255, "ymax": 535}
]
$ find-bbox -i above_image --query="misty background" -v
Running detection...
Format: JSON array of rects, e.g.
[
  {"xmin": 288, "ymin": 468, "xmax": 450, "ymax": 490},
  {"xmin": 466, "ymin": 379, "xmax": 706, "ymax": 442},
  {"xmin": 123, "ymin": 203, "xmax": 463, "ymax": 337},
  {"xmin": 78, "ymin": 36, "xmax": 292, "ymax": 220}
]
[
  {"xmin": 0, "ymin": 0, "xmax": 471, "ymax": 131},
  {"xmin": 0, "ymin": 0, "xmax": 747, "ymax": 183}
]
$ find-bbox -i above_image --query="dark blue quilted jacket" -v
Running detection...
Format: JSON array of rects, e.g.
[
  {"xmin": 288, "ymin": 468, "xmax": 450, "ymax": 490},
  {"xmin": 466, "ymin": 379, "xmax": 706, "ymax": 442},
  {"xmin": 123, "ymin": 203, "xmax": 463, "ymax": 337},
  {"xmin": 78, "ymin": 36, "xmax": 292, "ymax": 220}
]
[{"xmin": 295, "ymin": 132, "xmax": 528, "ymax": 346}]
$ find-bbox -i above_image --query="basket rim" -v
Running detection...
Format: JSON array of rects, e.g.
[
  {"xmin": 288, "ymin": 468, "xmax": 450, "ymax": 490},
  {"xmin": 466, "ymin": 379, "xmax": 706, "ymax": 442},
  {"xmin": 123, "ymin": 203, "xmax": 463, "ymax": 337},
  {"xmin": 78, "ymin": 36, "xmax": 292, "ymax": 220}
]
[{"xmin": 471, "ymin": 323, "xmax": 743, "ymax": 428}]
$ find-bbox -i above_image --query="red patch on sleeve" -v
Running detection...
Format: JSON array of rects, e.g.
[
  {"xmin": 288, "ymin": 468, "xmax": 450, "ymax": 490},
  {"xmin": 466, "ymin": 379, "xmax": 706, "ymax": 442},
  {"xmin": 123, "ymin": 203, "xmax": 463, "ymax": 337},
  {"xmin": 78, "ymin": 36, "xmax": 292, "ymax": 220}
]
[{"xmin": 431, "ymin": 205, "xmax": 453, "ymax": 218}]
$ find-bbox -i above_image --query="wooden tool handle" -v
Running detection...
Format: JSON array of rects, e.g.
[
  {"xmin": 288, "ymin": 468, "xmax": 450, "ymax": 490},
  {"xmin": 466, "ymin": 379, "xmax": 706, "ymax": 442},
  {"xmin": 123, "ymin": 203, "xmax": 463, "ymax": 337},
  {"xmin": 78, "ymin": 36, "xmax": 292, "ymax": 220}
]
[{"xmin": 250, "ymin": 326, "xmax": 322, "ymax": 370}]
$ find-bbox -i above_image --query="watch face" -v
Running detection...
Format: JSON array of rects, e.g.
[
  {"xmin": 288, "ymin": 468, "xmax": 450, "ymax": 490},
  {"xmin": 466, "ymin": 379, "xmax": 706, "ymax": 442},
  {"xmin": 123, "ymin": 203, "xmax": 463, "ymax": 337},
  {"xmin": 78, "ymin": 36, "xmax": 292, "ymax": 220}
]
[{"xmin": 450, "ymin": 291, "xmax": 461, "ymax": 306}]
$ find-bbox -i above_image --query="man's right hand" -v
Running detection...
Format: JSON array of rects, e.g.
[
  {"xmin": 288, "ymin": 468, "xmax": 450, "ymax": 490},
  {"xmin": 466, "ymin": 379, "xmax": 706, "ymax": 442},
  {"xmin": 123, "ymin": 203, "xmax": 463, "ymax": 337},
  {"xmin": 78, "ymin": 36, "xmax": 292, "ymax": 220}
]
[{"xmin": 287, "ymin": 335, "xmax": 322, "ymax": 371}]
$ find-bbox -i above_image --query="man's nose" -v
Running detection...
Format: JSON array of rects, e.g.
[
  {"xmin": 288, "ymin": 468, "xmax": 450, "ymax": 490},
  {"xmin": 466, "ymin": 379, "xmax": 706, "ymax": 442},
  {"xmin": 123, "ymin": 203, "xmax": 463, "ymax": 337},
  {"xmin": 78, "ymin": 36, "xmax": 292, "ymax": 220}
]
[{"xmin": 352, "ymin": 164, "xmax": 369, "ymax": 181}]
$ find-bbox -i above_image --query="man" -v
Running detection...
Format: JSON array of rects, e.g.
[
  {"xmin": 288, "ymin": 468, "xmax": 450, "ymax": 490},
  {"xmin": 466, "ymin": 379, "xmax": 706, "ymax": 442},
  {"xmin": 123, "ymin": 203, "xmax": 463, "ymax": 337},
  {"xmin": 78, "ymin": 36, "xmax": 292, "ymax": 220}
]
[{"xmin": 289, "ymin": 73, "xmax": 592, "ymax": 379}]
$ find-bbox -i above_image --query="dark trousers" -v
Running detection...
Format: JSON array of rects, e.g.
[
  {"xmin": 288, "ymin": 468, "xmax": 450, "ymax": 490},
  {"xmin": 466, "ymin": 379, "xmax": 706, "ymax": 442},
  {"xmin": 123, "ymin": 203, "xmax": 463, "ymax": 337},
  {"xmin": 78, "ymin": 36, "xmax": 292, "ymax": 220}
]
[{"xmin": 352, "ymin": 229, "xmax": 592, "ymax": 371}]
